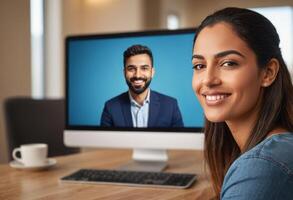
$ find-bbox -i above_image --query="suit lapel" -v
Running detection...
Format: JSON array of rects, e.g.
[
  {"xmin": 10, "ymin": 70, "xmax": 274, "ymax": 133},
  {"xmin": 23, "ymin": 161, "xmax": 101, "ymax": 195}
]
[
  {"xmin": 148, "ymin": 91, "xmax": 160, "ymax": 127},
  {"xmin": 121, "ymin": 92, "xmax": 133, "ymax": 127}
]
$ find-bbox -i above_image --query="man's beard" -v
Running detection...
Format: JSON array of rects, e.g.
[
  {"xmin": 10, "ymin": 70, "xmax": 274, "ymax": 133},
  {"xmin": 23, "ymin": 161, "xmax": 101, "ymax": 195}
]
[{"xmin": 126, "ymin": 77, "xmax": 152, "ymax": 95}]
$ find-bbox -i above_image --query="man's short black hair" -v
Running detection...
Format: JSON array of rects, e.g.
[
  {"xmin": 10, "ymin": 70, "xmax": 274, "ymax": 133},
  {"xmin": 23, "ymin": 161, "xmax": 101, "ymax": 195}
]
[{"xmin": 123, "ymin": 44, "xmax": 153, "ymax": 67}]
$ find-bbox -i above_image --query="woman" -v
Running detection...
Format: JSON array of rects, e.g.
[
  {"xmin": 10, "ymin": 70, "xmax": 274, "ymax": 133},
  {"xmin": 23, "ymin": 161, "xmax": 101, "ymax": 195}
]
[{"xmin": 192, "ymin": 7, "xmax": 293, "ymax": 199}]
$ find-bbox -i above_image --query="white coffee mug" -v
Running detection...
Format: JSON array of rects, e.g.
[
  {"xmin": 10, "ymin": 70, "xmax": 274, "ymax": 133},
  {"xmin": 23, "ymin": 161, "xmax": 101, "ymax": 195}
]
[{"xmin": 12, "ymin": 143, "xmax": 48, "ymax": 167}]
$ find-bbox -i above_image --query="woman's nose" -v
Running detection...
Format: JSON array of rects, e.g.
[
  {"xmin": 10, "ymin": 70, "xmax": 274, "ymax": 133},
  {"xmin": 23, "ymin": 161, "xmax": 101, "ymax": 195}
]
[{"xmin": 202, "ymin": 67, "xmax": 221, "ymax": 87}]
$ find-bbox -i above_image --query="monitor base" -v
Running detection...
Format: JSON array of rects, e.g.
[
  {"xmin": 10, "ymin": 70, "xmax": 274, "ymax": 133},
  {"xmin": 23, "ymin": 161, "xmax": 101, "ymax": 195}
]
[
  {"xmin": 118, "ymin": 148, "xmax": 168, "ymax": 172},
  {"xmin": 118, "ymin": 160, "xmax": 167, "ymax": 172}
]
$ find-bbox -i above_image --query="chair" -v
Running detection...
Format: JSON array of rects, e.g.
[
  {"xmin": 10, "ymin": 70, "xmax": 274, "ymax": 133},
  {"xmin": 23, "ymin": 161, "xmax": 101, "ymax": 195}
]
[{"xmin": 4, "ymin": 97, "xmax": 80, "ymax": 161}]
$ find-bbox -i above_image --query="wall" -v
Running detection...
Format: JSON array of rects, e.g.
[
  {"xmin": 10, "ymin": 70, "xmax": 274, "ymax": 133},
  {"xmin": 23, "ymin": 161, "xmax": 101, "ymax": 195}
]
[
  {"xmin": 142, "ymin": 0, "xmax": 162, "ymax": 30},
  {"xmin": 0, "ymin": 0, "xmax": 31, "ymax": 163},
  {"xmin": 63, "ymin": 0, "xmax": 144, "ymax": 36}
]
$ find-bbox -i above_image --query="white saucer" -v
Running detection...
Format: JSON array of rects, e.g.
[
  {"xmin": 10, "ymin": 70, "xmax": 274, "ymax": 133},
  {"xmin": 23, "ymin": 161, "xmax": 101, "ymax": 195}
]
[{"xmin": 9, "ymin": 158, "xmax": 57, "ymax": 171}]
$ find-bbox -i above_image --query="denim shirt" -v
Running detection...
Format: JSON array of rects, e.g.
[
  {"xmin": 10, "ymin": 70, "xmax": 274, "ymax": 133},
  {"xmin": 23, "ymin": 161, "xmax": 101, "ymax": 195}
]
[{"xmin": 221, "ymin": 132, "xmax": 293, "ymax": 200}]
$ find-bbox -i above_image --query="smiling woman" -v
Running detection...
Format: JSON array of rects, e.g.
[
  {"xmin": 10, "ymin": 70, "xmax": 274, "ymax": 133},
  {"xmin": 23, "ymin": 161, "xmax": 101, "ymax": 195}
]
[{"xmin": 192, "ymin": 7, "xmax": 293, "ymax": 200}]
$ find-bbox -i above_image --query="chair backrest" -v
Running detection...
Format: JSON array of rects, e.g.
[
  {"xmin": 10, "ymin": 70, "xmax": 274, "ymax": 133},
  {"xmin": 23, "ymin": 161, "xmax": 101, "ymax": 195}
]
[{"xmin": 4, "ymin": 97, "xmax": 80, "ymax": 160}]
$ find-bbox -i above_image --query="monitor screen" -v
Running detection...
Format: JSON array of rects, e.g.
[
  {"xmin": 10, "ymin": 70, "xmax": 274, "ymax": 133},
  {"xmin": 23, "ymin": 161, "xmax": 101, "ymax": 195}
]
[{"xmin": 66, "ymin": 28, "xmax": 204, "ymax": 131}]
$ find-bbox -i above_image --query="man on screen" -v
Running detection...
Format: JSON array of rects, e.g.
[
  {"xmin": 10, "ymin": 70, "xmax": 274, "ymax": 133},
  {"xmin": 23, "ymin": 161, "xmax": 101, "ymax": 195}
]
[{"xmin": 100, "ymin": 44, "xmax": 184, "ymax": 128}]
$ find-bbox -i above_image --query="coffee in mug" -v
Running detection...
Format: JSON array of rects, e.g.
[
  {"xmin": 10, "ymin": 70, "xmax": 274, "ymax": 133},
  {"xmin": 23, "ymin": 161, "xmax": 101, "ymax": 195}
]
[{"xmin": 12, "ymin": 143, "xmax": 48, "ymax": 167}]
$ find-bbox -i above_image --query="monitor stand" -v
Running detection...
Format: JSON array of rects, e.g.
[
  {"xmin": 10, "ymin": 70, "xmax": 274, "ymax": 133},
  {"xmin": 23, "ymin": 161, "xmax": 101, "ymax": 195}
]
[{"xmin": 118, "ymin": 149, "xmax": 168, "ymax": 172}]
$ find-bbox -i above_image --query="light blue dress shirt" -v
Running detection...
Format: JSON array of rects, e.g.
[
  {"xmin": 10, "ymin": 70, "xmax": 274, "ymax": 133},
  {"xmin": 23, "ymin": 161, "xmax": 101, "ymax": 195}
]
[
  {"xmin": 129, "ymin": 90, "xmax": 150, "ymax": 127},
  {"xmin": 221, "ymin": 132, "xmax": 293, "ymax": 199}
]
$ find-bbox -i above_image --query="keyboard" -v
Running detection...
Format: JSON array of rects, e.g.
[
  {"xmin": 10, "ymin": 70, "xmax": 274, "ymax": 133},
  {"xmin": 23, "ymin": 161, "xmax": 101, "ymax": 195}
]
[{"xmin": 60, "ymin": 169, "xmax": 197, "ymax": 189}]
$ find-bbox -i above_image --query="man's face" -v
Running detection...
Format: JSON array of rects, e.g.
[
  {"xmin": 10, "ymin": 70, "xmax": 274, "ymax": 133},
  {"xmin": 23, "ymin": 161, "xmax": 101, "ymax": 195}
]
[{"xmin": 124, "ymin": 54, "xmax": 155, "ymax": 95}]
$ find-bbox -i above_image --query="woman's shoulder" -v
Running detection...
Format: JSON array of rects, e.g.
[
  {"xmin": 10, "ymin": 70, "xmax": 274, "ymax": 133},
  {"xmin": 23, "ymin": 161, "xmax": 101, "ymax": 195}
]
[
  {"xmin": 241, "ymin": 132, "xmax": 293, "ymax": 173},
  {"xmin": 229, "ymin": 132, "xmax": 293, "ymax": 174},
  {"xmin": 221, "ymin": 133, "xmax": 293, "ymax": 199}
]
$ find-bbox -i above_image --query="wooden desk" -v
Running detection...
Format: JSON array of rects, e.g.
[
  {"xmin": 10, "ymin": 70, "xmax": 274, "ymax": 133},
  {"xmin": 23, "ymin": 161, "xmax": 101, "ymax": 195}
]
[{"xmin": 0, "ymin": 149, "xmax": 214, "ymax": 200}]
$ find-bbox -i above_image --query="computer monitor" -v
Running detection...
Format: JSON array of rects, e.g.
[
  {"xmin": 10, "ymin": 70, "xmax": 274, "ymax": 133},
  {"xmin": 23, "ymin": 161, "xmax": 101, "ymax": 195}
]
[{"xmin": 64, "ymin": 28, "xmax": 205, "ymax": 171}]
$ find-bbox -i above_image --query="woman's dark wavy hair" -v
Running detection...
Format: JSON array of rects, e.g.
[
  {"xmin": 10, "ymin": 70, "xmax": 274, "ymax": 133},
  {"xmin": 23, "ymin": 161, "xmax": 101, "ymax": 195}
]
[{"xmin": 193, "ymin": 7, "xmax": 293, "ymax": 198}]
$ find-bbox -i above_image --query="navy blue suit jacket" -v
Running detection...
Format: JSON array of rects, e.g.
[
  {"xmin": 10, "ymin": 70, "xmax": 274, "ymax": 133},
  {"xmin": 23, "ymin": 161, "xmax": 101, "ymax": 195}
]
[{"xmin": 100, "ymin": 90, "xmax": 184, "ymax": 127}]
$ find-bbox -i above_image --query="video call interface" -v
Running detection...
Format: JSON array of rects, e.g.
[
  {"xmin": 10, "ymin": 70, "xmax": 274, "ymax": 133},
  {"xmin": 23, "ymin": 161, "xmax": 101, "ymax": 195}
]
[{"xmin": 67, "ymin": 30, "xmax": 204, "ymax": 129}]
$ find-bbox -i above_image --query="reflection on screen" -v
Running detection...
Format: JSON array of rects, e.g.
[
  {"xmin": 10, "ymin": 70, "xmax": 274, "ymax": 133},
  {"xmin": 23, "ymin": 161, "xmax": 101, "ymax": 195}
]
[{"xmin": 67, "ymin": 29, "xmax": 204, "ymax": 128}]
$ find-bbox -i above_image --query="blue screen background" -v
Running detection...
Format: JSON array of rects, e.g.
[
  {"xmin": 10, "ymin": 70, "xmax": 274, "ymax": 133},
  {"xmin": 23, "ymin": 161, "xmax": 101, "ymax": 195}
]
[{"xmin": 68, "ymin": 32, "xmax": 204, "ymax": 127}]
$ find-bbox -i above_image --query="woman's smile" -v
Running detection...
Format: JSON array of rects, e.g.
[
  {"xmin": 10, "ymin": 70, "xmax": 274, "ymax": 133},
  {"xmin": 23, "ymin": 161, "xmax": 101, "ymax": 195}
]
[{"xmin": 202, "ymin": 92, "xmax": 231, "ymax": 106}]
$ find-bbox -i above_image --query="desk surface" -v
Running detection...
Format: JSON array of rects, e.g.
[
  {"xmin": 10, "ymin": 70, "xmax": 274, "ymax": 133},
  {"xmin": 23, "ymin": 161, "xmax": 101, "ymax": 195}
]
[{"xmin": 0, "ymin": 149, "xmax": 214, "ymax": 200}]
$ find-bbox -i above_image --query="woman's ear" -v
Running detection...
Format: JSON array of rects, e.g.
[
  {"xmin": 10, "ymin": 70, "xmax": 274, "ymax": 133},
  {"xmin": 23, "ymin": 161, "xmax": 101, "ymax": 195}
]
[{"xmin": 261, "ymin": 58, "xmax": 280, "ymax": 87}]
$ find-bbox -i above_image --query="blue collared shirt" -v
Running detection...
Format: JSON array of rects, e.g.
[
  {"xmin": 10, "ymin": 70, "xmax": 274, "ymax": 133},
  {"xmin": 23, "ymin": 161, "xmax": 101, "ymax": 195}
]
[
  {"xmin": 129, "ymin": 90, "xmax": 150, "ymax": 127},
  {"xmin": 221, "ymin": 132, "xmax": 293, "ymax": 200}
]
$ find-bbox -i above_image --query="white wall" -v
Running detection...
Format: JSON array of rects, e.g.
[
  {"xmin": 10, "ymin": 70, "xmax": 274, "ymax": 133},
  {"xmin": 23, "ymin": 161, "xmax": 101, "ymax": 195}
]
[{"xmin": 44, "ymin": 0, "xmax": 63, "ymax": 98}]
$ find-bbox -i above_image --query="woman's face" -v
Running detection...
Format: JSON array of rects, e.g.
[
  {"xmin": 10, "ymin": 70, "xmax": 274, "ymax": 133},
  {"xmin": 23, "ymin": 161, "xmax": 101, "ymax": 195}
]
[{"xmin": 192, "ymin": 22, "xmax": 265, "ymax": 123}]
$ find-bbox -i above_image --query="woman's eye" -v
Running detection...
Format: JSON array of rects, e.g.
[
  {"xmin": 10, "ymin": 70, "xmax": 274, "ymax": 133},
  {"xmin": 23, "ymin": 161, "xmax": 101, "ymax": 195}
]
[
  {"xmin": 221, "ymin": 61, "xmax": 238, "ymax": 67},
  {"xmin": 192, "ymin": 64, "xmax": 205, "ymax": 70}
]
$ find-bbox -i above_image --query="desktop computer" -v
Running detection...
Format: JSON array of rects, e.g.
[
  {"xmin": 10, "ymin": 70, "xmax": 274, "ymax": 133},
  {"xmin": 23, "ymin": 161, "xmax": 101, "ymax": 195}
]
[{"xmin": 63, "ymin": 28, "xmax": 205, "ymax": 173}]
